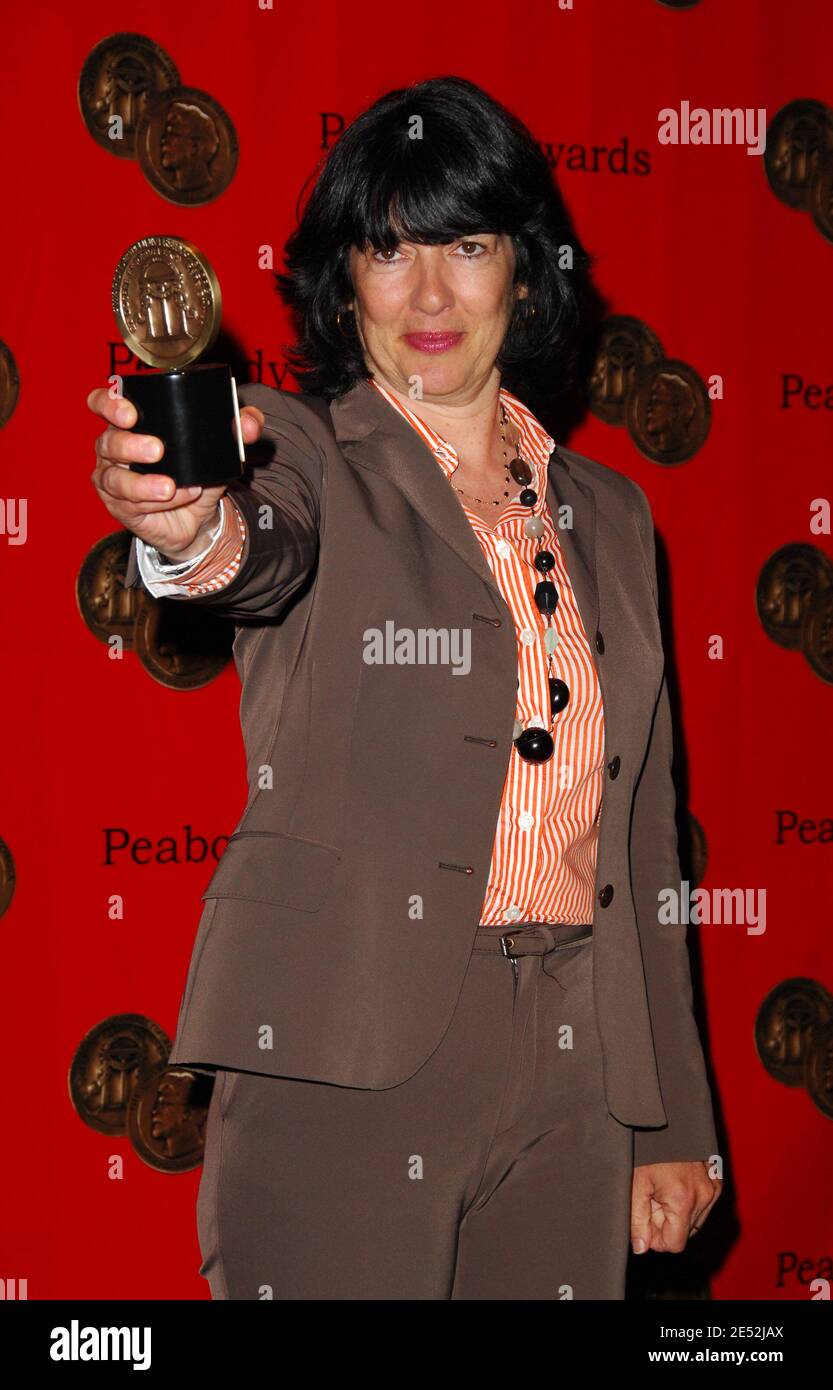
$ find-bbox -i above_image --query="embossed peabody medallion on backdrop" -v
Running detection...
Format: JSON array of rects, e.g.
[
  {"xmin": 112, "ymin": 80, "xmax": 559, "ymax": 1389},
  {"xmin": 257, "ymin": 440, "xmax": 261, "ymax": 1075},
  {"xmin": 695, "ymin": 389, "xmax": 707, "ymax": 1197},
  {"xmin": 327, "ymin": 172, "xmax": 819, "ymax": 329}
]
[
  {"xmin": 135, "ymin": 86, "xmax": 238, "ymax": 206},
  {"xmin": 765, "ymin": 99, "xmax": 833, "ymax": 244},
  {"xmin": 77, "ymin": 33, "xmax": 180, "ymax": 160},
  {"xmin": 756, "ymin": 543, "xmax": 833, "ymax": 684},
  {"xmin": 586, "ymin": 316, "xmax": 711, "ymax": 462},
  {"xmin": 76, "ymin": 531, "xmax": 233, "ymax": 684},
  {"xmin": 78, "ymin": 34, "xmax": 238, "ymax": 207},
  {"xmin": 0, "ymin": 339, "xmax": 20, "ymax": 429}
]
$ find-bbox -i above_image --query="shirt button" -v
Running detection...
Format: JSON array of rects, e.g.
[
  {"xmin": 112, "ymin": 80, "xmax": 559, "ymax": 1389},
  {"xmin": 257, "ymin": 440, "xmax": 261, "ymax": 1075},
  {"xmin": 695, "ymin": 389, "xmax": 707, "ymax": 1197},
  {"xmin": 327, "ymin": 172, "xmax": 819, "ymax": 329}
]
[
  {"xmin": 506, "ymin": 905, "xmax": 521, "ymax": 922},
  {"xmin": 520, "ymin": 628, "xmax": 536, "ymax": 645},
  {"xmin": 495, "ymin": 539, "xmax": 511, "ymax": 559},
  {"xmin": 518, "ymin": 811, "xmax": 534, "ymax": 829}
]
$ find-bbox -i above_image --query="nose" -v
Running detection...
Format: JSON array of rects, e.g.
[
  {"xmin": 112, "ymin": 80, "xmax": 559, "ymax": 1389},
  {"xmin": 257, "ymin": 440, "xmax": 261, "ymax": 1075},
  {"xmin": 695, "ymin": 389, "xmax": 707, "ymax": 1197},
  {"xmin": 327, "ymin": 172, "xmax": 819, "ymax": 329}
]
[{"xmin": 409, "ymin": 249, "xmax": 455, "ymax": 314}]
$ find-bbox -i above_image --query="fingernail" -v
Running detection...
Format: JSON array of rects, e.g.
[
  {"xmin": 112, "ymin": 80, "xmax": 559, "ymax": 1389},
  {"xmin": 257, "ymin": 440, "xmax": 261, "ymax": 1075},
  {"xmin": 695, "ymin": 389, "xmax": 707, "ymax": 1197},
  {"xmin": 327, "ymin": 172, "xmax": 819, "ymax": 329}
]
[
  {"xmin": 186, "ymin": 486, "xmax": 202, "ymax": 497},
  {"xmin": 143, "ymin": 441, "xmax": 162, "ymax": 461},
  {"xmin": 153, "ymin": 481, "xmax": 173, "ymax": 499},
  {"xmin": 116, "ymin": 406, "xmax": 133, "ymax": 426},
  {"xmin": 632, "ymin": 1238, "xmax": 646, "ymax": 1254}
]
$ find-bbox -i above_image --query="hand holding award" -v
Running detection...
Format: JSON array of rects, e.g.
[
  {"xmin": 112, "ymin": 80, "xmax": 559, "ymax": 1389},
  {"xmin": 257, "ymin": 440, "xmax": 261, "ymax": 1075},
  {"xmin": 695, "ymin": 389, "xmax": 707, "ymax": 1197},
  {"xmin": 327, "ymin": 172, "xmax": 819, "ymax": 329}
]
[{"xmin": 87, "ymin": 236, "xmax": 263, "ymax": 560}]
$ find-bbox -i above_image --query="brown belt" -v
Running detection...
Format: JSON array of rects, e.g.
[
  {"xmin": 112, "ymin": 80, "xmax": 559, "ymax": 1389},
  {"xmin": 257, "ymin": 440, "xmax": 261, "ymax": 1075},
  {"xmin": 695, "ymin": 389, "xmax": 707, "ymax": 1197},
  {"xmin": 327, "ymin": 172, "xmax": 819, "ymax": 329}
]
[{"xmin": 472, "ymin": 920, "xmax": 593, "ymax": 957}]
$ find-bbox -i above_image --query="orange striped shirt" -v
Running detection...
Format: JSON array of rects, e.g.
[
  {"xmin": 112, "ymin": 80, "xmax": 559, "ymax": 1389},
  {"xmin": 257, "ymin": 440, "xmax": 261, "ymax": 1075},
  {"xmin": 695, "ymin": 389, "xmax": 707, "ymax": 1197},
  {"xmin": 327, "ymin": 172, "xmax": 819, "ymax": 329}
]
[{"xmin": 162, "ymin": 383, "xmax": 605, "ymax": 927}]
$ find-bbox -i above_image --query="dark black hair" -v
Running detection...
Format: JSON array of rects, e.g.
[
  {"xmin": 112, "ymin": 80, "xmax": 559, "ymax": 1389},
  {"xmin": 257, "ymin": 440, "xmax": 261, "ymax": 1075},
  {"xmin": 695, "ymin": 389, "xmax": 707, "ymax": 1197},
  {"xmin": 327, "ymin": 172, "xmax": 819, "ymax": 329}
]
[{"xmin": 274, "ymin": 75, "xmax": 596, "ymax": 406}]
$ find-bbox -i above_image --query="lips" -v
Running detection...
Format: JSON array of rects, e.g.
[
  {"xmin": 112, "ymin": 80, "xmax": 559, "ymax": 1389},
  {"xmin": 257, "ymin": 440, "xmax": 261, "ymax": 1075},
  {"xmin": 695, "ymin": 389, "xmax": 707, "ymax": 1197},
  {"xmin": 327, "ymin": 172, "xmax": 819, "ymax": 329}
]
[{"xmin": 403, "ymin": 333, "xmax": 463, "ymax": 353}]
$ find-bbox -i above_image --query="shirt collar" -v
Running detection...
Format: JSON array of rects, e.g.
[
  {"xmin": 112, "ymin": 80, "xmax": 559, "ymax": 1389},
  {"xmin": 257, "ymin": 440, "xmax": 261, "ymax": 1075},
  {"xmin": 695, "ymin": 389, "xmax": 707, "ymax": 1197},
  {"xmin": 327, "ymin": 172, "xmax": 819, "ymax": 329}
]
[{"xmin": 368, "ymin": 377, "xmax": 556, "ymax": 509}]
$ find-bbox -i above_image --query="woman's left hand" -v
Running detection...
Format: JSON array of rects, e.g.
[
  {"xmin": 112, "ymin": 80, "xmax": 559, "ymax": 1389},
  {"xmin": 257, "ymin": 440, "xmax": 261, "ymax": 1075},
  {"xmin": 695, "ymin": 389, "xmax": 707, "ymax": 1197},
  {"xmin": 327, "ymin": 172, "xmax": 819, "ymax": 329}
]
[{"xmin": 630, "ymin": 1162, "xmax": 723, "ymax": 1253}]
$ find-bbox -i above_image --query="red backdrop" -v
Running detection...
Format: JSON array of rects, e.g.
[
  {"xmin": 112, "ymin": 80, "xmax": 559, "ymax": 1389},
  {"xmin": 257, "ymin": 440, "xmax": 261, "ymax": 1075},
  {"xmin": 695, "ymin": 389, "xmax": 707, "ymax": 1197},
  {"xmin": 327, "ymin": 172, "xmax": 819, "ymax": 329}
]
[{"xmin": 1, "ymin": 0, "xmax": 831, "ymax": 1300}]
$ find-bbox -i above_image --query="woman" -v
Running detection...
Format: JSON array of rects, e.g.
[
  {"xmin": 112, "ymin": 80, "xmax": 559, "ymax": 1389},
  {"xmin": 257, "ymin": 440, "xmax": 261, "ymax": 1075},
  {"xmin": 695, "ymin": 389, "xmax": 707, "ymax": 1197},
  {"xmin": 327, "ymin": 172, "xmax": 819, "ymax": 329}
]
[{"xmin": 88, "ymin": 75, "xmax": 722, "ymax": 1300}]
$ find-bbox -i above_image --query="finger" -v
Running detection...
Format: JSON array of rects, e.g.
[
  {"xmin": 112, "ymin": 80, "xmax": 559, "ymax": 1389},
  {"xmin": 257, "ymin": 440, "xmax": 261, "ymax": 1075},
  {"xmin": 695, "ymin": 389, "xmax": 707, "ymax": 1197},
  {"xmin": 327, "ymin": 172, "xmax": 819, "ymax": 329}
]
[
  {"xmin": 91, "ymin": 453, "xmax": 173, "ymax": 504},
  {"xmin": 86, "ymin": 387, "xmax": 137, "ymax": 429},
  {"xmin": 641, "ymin": 1179, "xmax": 696, "ymax": 1254},
  {"xmin": 630, "ymin": 1173, "xmax": 654, "ymax": 1254},
  {"xmin": 96, "ymin": 425, "xmax": 165, "ymax": 468},
  {"xmin": 648, "ymin": 1204, "xmax": 690, "ymax": 1254},
  {"xmin": 689, "ymin": 1181, "xmax": 722, "ymax": 1234},
  {"xmin": 96, "ymin": 462, "xmax": 180, "ymax": 506},
  {"xmin": 94, "ymin": 462, "xmax": 227, "ymax": 513}
]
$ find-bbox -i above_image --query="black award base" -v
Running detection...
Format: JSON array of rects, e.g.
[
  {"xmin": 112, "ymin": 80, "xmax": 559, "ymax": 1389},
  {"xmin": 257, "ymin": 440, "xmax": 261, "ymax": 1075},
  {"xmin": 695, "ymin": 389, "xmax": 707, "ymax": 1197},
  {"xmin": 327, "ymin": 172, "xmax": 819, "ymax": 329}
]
[{"xmin": 120, "ymin": 362, "xmax": 245, "ymax": 488}]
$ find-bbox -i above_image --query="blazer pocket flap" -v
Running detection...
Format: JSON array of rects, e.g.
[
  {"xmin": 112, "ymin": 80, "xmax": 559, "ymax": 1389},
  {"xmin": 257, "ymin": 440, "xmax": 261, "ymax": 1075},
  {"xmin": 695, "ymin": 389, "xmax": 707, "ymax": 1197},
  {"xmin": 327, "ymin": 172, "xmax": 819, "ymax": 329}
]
[{"xmin": 201, "ymin": 830, "xmax": 341, "ymax": 912}]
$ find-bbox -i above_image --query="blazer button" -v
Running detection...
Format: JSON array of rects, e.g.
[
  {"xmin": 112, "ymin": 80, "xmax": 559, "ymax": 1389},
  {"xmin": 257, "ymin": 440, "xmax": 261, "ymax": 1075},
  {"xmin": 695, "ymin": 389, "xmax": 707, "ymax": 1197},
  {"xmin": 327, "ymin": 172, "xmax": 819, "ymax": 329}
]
[
  {"xmin": 607, "ymin": 755, "xmax": 620, "ymax": 779},
  {"xmin": 599, "ymin": 884, "xmax": 614, "ymax": 907},
  {"xmin": 595, "ymin": 630, "xmax": 605, "ymax": 654}
]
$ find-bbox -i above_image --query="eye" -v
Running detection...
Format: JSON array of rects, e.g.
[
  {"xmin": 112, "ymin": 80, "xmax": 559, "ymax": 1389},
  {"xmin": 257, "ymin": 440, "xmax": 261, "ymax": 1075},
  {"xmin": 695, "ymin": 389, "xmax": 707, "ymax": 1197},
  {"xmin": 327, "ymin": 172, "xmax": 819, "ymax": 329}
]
[{"xmin": 370, "ymin": 240, "xmax": 489, "ymax": 263}]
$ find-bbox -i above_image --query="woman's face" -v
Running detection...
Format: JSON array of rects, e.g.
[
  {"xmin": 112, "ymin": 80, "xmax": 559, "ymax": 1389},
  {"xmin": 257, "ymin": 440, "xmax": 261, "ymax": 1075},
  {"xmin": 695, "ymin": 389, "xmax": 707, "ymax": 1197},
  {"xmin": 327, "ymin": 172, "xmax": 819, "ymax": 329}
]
[{"xmin": 346, "ymin": 233, "xmax": 526, "ymax": 403}]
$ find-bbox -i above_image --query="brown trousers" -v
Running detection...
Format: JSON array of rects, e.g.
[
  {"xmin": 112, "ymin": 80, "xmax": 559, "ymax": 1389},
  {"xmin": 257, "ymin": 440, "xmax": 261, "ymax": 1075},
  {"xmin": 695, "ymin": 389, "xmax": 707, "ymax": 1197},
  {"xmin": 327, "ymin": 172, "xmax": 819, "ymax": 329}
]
[{"xmin": 196, "ymin": 923, "xmax": 635, "ymax": 1299}]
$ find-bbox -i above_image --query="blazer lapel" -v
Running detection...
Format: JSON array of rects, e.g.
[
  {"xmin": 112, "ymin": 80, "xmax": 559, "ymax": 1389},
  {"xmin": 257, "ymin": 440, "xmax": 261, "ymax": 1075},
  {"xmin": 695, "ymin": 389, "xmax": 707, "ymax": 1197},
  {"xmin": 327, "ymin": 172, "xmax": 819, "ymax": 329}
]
[
  {"xmin": 328, "ymin": 377, "xmax": 606, "ymax": 708},
  {"xmin": 330, "ymin": 379, "xmax": 503, "ymax": 604}
]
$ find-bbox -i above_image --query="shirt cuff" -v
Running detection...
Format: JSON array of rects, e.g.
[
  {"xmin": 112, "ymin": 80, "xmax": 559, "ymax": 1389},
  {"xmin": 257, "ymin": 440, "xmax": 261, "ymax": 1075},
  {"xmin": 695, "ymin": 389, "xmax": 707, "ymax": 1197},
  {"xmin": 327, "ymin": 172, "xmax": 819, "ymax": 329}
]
[{"xmin": 136, "ymin": 499, "xmax": 226, "ymax": 596}]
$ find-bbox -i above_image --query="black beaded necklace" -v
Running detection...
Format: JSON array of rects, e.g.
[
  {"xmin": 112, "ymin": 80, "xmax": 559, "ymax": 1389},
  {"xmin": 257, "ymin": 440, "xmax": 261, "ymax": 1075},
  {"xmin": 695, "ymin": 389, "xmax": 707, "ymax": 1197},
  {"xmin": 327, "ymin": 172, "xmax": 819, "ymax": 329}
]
[
  {"xmin": 506, "ymin": 409, "xmax": 570, "ymax": 764},
  {"xmin": 453, "ymin": 401, "xmax": 570, "ymax": 766}
]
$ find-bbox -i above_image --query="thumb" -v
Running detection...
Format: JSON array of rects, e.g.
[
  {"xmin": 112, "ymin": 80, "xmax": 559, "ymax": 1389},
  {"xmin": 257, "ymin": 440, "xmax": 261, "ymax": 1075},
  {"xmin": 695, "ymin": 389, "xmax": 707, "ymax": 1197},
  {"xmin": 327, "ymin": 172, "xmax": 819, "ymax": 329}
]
[{"xmin": 239, "ymin": 405, "xmax": 264, "ymax": 441}]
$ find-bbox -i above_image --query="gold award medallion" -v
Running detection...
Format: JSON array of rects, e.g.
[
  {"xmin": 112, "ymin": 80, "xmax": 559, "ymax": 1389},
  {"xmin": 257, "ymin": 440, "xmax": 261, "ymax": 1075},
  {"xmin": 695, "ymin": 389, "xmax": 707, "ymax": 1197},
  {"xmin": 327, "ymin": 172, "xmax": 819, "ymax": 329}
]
[{"xmin": 112, "ymin": 235, "xmax": 221, "ymax": 370}]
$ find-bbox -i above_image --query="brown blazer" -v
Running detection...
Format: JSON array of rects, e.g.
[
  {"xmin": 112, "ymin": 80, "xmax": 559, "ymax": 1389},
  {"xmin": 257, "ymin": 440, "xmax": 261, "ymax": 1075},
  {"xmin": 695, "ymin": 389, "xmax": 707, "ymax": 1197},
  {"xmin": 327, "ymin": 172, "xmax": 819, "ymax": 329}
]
[{"xmin": 124, "ymin": 377, "xmax": 719, "ymax": 1167}]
